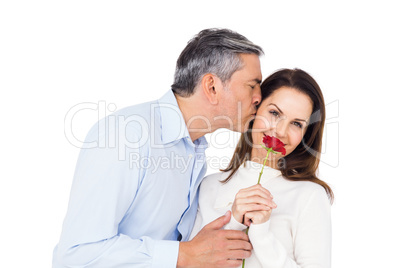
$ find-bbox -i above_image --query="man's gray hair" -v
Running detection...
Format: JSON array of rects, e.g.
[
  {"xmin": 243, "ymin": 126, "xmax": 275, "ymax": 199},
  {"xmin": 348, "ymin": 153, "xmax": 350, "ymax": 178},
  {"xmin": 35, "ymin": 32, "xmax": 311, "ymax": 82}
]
[{"xmin": 171, "ymin": 28, "xmax": 264, "ymax": 97}]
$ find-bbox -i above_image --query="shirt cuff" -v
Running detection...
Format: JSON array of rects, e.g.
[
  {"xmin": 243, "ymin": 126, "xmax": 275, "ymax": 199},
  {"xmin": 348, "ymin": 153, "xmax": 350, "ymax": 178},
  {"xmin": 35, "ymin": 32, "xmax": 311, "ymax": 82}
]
[
  {"xmin": 224, "ymin": 214, "xmax": 247, "ymax": 231},
  {"xmin": 152, "ymin": 240, "xmax": 179, "ymax": 268}
]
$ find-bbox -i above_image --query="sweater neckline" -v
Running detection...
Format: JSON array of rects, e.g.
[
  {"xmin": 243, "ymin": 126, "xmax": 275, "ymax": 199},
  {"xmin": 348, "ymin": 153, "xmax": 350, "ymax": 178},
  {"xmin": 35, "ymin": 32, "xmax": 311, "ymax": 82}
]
[{"xmin": 240, "ymin": 160, "xmax": 282, "ymax": 180}]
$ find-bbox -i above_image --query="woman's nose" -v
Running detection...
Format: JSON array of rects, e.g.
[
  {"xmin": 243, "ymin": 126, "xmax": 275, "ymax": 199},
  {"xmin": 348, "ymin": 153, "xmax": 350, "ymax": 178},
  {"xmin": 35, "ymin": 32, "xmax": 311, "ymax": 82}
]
[{"xmin": 273, "ymin": 119, "xmax": 287, "ymax": 138}]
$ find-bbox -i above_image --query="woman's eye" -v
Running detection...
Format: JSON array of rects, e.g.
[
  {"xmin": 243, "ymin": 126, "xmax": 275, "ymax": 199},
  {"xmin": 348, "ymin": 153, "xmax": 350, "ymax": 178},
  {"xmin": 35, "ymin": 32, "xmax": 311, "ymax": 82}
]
[
  {"xmin": 269, "ymin": 110, "xmax": 280, "ymax": 117},
  {"xmin": 293, "ymin": 122, "xmax": 303, "ymax": 128}
]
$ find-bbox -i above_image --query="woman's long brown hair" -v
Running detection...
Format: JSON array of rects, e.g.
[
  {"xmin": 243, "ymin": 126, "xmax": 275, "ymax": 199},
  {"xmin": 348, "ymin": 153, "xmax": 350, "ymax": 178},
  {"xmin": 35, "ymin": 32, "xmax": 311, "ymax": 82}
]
[{"xmin": 221, "ymin": 68, "xmax": 334, "ymax": 202}]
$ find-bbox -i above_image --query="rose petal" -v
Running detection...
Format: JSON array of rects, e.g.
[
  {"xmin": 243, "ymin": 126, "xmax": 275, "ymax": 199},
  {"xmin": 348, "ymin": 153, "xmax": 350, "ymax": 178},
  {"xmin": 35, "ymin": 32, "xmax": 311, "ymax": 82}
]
[{"xmin": 262, "ymin": 135, "xmax": 285, "ymax": 154}]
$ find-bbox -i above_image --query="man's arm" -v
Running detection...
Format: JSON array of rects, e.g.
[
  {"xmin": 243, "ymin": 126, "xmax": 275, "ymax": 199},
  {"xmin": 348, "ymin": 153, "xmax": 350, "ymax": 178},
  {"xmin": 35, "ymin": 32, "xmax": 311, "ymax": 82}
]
[
  {"xmin": 55, "ymin": 235, "xmax": 179, "ymax": 267},
  {"xmin": 54, "ymin": 125, "xmax": 179, "ymax": 267},
  {"xmin": 177, "ymin": 211, "xmax": 252, "ymax": 268}
]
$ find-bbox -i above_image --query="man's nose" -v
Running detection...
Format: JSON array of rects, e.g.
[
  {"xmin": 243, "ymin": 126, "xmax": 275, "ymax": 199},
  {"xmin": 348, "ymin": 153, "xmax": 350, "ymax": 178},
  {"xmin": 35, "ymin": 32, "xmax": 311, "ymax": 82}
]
[{"xmin": 253, "ymin": 86, "xmax": 262, "ymax": 106}]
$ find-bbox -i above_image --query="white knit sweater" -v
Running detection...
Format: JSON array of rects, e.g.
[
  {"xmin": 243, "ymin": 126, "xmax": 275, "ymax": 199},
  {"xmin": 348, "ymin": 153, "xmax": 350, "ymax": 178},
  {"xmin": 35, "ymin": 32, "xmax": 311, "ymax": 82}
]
[{"xmin": 190, "ymin": 161, "xmax": 331, "ymax": 268}]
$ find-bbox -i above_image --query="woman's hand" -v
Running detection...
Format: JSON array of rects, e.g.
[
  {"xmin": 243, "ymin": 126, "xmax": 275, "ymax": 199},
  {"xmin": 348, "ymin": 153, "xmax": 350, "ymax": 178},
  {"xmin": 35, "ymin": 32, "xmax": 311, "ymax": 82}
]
[{"xmin": 231, "ymin": 184, "xmax": 276, "ymax": 226}]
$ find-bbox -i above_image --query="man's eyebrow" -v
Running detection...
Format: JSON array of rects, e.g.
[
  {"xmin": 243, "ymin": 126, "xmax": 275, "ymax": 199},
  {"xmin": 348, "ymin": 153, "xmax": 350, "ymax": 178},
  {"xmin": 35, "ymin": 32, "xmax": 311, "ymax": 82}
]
[{"xmin": 247, "ymin": 78, "xmax": 261, "ymax": 85}]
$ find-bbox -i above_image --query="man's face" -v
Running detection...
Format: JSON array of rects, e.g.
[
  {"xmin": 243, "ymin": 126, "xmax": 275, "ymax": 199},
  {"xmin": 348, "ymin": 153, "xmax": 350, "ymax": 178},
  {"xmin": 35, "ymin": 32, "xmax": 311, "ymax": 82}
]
[{"xmin": 219, "ymin": 54, "xmax": 262, "ymax": 132}]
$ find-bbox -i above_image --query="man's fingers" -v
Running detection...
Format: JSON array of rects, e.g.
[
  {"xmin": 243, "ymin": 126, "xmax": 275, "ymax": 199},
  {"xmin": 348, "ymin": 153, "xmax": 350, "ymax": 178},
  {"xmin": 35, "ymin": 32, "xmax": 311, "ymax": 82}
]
[
  {"xmin": 222, "ymin": 229, "xmax": 250, "ymax": 241},
  {"xmin": 225, "ymin": 259, "xmax": 244, "ymax": 267},
  {"xmin": 225, "ymin": 249, "xmax": 252, "ymax": 260},
  {"xmin": 225, "ymin": 239, "xmax": 253, "ymax": 251}
]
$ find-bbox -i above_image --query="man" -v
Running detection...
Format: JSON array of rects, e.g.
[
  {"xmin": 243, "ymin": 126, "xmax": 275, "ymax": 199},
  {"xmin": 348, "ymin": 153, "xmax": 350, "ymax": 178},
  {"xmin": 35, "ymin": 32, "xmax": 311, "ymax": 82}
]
[{"xmin": 53, "ymin": 28, "xmax": 263, "ymax": 267}]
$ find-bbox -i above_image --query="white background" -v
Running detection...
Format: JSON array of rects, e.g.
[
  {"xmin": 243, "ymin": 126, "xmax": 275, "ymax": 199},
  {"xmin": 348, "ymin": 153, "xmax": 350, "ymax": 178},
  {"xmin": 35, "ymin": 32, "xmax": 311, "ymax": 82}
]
[{"xmin": 1, "ymin": 0, "xmax": 401, "ymax": 267}]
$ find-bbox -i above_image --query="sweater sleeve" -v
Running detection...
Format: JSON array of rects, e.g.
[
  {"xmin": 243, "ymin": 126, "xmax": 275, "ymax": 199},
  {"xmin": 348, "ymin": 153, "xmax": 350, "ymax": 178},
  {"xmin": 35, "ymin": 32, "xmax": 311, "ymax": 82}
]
[
  {"xmin": 248, "ymin": 188, "xmax": 331, "ymax": 268},
  {"xmin": 223, "ymin": 214, "xmax": 247, "ymax": 231}
]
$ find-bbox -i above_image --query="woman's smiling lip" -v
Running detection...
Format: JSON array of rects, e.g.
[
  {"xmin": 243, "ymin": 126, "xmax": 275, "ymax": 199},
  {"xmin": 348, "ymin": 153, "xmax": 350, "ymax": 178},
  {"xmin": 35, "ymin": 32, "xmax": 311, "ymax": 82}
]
[{"xmin": 262, "ymin": 133, "xmax": 286, "ymax": 146}]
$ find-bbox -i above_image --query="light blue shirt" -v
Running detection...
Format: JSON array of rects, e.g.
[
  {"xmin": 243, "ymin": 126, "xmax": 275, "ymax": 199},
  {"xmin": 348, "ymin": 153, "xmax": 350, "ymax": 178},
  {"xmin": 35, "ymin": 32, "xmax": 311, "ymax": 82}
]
[{"xmin": 53, "ymin": 90, "xmax": 208, "ymax": 267}]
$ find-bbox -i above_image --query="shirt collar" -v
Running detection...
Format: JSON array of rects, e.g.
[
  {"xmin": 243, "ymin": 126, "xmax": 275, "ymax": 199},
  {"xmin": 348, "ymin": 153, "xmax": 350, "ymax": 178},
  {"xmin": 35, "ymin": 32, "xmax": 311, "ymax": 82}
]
[{"xmin": 158, "ymin": 90, "xmax": 208, "ymax": 148}]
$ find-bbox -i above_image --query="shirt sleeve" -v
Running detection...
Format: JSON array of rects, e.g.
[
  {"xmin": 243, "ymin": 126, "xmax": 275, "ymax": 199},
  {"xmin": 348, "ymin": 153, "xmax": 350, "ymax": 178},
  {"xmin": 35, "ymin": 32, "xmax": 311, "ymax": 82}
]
[
  {"xmin": 189, "ymin": 208, "xmax": 203, "ymax": 240},
  {"xmin": 247, "ymin": 188, "xmax": 331, "ymax": 268},
  {"xmin": 53, "ymin": 124, "xmax": 179, "ymax": 267}
]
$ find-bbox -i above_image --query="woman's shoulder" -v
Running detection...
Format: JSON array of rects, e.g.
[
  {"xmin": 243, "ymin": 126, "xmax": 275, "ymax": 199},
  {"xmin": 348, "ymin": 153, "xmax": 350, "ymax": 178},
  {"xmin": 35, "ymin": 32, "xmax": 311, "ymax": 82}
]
[
  {"xmin": 299, "ymin": 181, "xmax": 331, "ymax": 208},
  {"xmin": 296, "ymin": 179, "xmax": 326, "ymax": 192},
  {"xmin": 278, "ymin": 178, "xmax": 330, "ymax": 204},
  {"xmin": 201, "ymin": 171, "xmax": 228, "ymax": 186}
]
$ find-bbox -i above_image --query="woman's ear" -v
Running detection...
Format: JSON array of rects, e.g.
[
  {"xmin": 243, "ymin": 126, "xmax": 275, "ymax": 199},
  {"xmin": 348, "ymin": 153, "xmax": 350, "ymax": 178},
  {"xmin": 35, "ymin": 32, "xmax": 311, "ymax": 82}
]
[{"xmin": 200, "ymin": 74, "xmax": 219, "ymax": 105}]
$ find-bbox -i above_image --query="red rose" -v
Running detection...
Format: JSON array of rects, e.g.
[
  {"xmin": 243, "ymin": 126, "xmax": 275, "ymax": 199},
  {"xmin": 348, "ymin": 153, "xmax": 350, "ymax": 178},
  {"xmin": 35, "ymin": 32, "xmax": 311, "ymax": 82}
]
[{"xmin": 262, "ymin": 135, "xmax": 286, "ymax": 155}]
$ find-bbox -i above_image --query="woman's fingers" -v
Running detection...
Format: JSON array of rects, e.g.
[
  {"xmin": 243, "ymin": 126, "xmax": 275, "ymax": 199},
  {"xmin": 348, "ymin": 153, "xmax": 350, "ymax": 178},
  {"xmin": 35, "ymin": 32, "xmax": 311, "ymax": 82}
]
[
  {"xmin": 235, "ymin": 203, "xmax": 271, "ymax": 214},
  {"xmin": 235, "ymin": 185, "xmax": 276, "ymax": 208},
  {"xmin": 236, "ymin": 184, "xmax": 273, "ymax": 200},
  {"xmin": 244, "ymin": 209, "xmax": 272, "ymax": 226},
  {"xmin": 232, "ymin": 184, "xmax": 277, "ymax": 224},
  {"xmin": 235, "ymin": 195, "xmax": 276, "ymax": 208}
]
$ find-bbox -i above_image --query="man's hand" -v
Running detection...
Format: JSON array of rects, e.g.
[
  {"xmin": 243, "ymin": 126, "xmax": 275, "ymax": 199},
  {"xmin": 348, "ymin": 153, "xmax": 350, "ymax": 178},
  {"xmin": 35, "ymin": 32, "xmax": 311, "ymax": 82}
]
[{"xmin": 177, "ymin": 211, "xmax": 252, "ymax": 267}]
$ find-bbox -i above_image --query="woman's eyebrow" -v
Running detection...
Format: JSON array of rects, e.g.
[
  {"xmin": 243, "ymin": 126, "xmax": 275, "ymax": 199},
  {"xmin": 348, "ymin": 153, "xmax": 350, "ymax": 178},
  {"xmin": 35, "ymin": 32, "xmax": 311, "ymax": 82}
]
[
  {"xmin": 268, "ymin": 103, "xmax": 283, "ymax": 114},
  {"xmin": 269, "ymin": 103, "xmax": 308, "ymax": 122}
]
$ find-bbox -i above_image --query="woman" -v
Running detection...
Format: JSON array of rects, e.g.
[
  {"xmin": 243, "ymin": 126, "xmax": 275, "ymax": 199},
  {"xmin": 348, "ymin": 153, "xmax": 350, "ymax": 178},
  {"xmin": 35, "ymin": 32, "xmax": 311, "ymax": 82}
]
[{"xmin": 190, "ymin": 68, "xmax": 334, "ymax": 267}]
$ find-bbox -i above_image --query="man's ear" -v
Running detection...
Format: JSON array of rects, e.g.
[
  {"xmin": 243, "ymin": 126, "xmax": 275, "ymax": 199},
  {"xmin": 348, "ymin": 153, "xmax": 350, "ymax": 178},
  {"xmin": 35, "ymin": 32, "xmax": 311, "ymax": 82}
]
[{"xmin": 200, "ymin": 74, "xmax": 219, "ymax": 105}]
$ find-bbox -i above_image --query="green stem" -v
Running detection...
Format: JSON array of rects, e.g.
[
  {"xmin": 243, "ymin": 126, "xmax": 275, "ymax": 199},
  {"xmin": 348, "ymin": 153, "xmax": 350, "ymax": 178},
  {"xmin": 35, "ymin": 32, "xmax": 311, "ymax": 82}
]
[
  {"xmin": 241, "ymin": 227, "xmax": 249, "ymax": 268},
  {"xmin": 242, "ymin": 148, "xmax": 272, "ymax": 268},
  {"xmin": 257, "ymin": 148, "xmax": 271, "ymax": 184}
]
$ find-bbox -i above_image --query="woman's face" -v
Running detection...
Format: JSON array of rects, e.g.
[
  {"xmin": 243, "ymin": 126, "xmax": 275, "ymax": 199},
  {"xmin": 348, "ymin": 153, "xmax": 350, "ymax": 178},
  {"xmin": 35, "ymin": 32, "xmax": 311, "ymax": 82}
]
[{"xmin": 251, "ymin": 86, "xmax": 313, "ymax": 162}]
